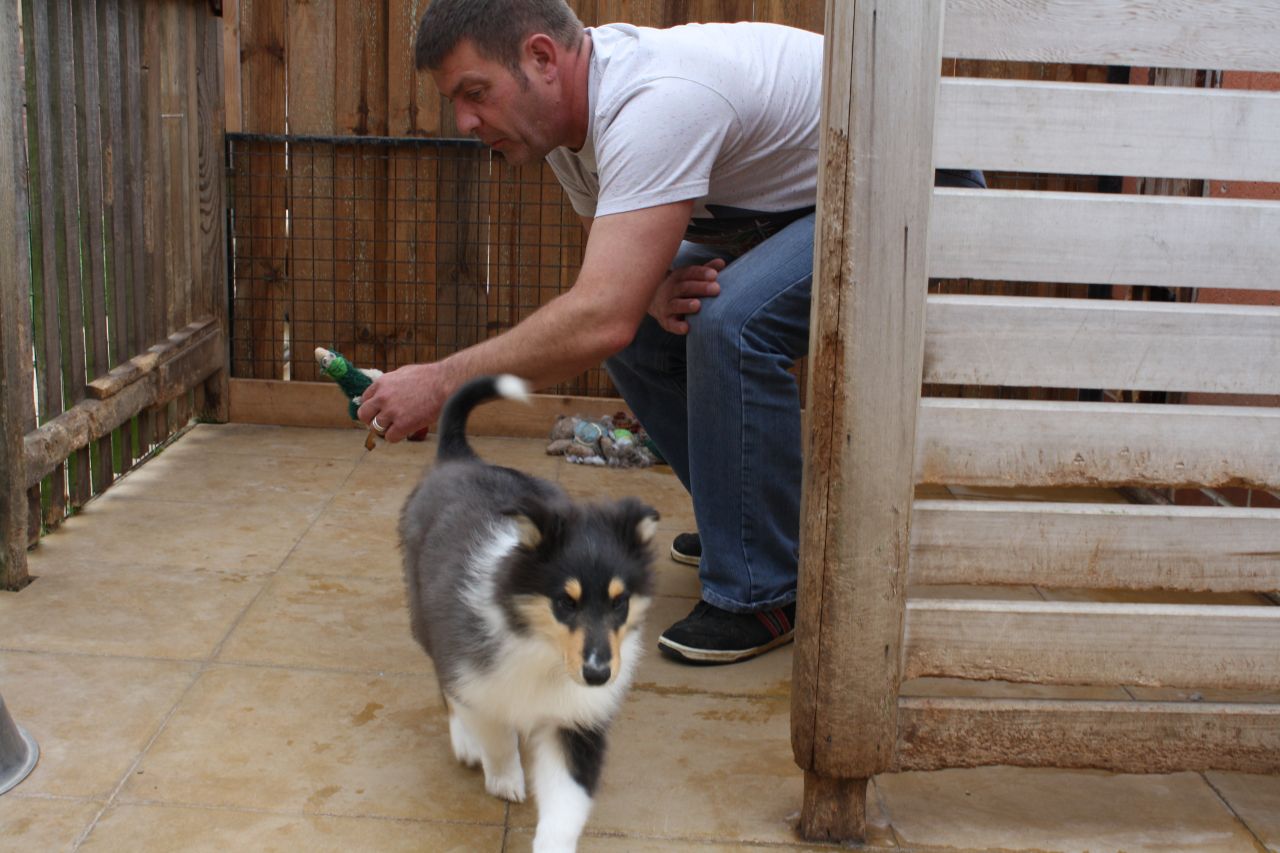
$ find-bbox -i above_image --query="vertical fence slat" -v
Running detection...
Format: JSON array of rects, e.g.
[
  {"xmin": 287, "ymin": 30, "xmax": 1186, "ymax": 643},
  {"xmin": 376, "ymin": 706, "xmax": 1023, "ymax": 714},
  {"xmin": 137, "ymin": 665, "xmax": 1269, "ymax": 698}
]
[
  {"xmin": 240, "ymin": 0, "xmax": 287, "ymax": 379},
  {"xmin": 122, "ymin": 0, "xmax": 154, "ymax": 450},
  {"xmin": 52, "ymin": 0, "xmax": 92, "ymax": 509},
  {"xmin": 1, "ymin": 0, "xmax": 34, "ymax": 589},
  {"xmin": 102, "ymin": 0, "xmax": 138, "ymax": 473},
  {"xmin": 335, "ymin": 2, "xmax": 389, "ymax": 370},
  {"xmin": 792, "ymin": 0, "xmax": 943, "ymax": 841},
  {"xmin": 197, "ymin": 0, "xmax": 230, "ymax": 421},
  {"xmin": 141, "ymin": 0, "xmax": 169, "ymax": 440},
  {"xmin": 287, "ymin": 0, "xmax": 335, "ymax": 381},
  {"xmin": 76, "ymin": 0, "xmax": 115, "ymax": 492},
  {"xmin": 27, "ymin": 0, "xmax": 68, "ymax": 527}
]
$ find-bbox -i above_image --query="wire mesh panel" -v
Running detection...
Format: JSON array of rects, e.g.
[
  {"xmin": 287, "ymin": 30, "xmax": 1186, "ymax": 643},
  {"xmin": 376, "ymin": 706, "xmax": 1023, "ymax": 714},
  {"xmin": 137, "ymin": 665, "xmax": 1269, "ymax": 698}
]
[{"xmin": 227, "ymin": 133, "xmax": 614, "ymax": 396}]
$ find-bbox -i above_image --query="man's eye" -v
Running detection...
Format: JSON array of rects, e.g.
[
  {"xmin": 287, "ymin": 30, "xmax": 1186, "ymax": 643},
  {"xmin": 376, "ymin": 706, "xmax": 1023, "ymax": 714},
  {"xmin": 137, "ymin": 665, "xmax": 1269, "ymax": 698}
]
[{"xmin": 467, "ymin": 89, "xmax": 484, "ymax": 102}]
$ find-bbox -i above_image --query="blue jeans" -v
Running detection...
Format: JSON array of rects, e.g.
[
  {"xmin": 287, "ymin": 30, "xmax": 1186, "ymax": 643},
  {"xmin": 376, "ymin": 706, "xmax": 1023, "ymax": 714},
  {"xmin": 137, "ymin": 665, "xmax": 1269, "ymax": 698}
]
[{"xmin": 606, "ymin": 213, "xmax": 816, "ymax": 613}]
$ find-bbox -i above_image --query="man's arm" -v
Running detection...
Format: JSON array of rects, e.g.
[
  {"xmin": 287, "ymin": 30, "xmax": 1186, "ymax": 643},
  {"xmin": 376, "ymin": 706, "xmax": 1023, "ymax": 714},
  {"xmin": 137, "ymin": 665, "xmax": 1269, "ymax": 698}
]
[{"xmin": 356, "ymin": 200, "xmax": 694, "ymax": 442}]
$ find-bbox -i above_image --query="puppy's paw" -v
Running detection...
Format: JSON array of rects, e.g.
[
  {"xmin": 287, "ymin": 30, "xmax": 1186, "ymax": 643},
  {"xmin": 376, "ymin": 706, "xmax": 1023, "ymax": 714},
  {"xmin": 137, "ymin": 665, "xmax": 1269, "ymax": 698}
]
[
  {"xmin": 484, "ymin": 764, "xmax": 527, "ymax": 803},
  {"xmin": 448, "ymin": 715, "xmax": 483, "ymax": 768}
]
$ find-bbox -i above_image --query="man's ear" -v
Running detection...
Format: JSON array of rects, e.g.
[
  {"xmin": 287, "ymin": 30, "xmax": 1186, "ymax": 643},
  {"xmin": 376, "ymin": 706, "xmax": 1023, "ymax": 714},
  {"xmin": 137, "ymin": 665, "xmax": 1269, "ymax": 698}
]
[{"xmin": 524, "ymin": 33, "xmax": 559, "ymax": 80}]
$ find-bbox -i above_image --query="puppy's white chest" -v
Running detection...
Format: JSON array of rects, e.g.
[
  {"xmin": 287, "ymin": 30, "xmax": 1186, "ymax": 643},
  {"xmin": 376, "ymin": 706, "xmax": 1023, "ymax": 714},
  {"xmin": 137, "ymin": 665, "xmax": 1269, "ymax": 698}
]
[{"xmin": 456, "ymin": 636, "xmax": 635, "ymax": 732}]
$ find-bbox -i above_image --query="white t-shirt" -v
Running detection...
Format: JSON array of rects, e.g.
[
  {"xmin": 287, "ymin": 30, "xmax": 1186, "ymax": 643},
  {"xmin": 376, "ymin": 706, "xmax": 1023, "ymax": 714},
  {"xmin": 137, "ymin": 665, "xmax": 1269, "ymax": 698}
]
[{"xmin": 546, "ymin": 22, "xmax": 822, "ymax": 242}]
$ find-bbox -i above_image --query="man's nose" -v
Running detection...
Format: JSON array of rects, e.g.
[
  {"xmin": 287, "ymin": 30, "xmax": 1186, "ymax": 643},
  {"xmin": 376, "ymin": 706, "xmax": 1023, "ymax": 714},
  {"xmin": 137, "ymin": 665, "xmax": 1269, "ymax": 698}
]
[{"xmin": 454, "ymin": 103, "xmax": 480, "ymax": 135}]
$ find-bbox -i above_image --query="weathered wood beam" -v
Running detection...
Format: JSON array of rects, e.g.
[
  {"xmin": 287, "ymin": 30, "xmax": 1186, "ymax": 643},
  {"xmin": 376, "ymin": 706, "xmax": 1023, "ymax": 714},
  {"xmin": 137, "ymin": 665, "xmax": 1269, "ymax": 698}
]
[
  {"xmin": 943, "ymin": 0, "xmax": 1280, "ymax": 73},
  {"xmin": 910, "ymin": 500, "xmax": 1280, "ymax": 593},
  {"xmin": 0, "ymin": 0, "xmax": 36, "ymax": 590},
  {"xmin": 792, "ymin": 0, "xmax": 943, "ymax": 842},
  {"xmin": 896, "ymin": 697, "xmax": 1280, "ymax": 775},
  {"xmin": 24, "ymin": 320, "xmax": 225, "ymax": 489},
  {"xmin": 903, "ymin": 600, "xmax": 1280, "ymax": 692},
  {"xmin": 86, "ymin": 318, "xmax": 217, "ymax": 399}
]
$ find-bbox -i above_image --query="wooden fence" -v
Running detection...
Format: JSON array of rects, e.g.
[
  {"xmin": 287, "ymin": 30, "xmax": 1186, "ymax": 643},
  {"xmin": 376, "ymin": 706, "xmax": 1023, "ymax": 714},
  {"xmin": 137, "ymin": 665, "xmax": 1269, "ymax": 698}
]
[
  {"xmin": 794, "ymin": 0, "xmax": 1280, "ymax": 840},
  {"xmin": 224, "ymin": 1, "xmax": 820, "ymax": 391},
  {"xmin": 0, "ymin": 0, "xmax": 227, "ymax": 590}
]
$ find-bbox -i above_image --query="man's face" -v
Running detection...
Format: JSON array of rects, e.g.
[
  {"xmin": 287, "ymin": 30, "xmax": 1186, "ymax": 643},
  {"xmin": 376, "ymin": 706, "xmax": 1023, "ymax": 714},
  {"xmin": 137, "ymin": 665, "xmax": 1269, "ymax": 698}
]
[{"xmin": 431, "ymin": 39, "xmax": 558, "ymax": 166}]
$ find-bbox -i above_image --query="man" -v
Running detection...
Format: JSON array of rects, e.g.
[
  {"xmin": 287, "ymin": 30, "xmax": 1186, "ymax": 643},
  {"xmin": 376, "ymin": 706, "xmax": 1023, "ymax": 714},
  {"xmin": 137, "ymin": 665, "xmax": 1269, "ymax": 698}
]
[{"xmin": 359, "ymin": 0, "xmax": 982, "ymax": 664}]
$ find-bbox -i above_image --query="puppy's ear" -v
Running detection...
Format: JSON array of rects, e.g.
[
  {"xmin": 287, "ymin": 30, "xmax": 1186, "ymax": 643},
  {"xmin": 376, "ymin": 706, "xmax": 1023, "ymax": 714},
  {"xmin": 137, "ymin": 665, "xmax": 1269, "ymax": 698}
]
[
  {"xmin": 511, "ymin": 513, "xmax": 542, "ymax": 550},
  {"xmin": 614, "ymin": 497, "xmax": 660, "ymax": 546},
  {"xmin": 503, "ymin": 500, "xmax": 563, "ymax": 553}
]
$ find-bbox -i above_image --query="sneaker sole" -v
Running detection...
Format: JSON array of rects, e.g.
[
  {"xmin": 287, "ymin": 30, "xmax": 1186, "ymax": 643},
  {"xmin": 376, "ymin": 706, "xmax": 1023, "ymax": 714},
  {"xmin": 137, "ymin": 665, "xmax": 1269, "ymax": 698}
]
[
  {"xmin": 657, "ymin": 630, "xmax": 794, "ymax": 664},
  {"xmin": 668, "ymin": 546, "xmax": 700, "ymax": 567}
]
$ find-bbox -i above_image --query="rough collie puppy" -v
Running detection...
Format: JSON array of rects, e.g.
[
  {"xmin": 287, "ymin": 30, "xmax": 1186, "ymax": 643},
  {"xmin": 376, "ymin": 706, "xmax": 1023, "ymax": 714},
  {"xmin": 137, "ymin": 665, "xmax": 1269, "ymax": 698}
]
[{"xmin": 399, "ymin": 375, "xmax": 658, "ymax": 853}]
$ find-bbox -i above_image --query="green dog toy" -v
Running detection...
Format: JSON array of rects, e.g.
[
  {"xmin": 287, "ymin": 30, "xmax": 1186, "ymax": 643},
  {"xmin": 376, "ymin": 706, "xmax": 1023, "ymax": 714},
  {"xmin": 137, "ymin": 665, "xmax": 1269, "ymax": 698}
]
[{"xmin": 314, "ymin": 347, "xmax": 382, "ymax": 421}]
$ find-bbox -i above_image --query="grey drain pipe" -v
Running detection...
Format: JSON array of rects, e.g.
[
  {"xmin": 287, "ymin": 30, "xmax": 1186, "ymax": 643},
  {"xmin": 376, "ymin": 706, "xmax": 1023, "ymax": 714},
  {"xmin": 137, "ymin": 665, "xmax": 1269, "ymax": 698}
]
[{"xmin": 0, "ymin": 694, "xmax": 38, "ymax": 795}]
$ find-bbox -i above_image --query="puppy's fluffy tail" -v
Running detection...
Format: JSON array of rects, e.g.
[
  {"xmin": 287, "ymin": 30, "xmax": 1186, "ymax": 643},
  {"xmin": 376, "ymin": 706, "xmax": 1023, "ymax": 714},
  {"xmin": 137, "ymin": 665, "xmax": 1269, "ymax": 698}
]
[{"xmin": 436, "ymin": 374, "xmax": 530, "ymax": 462}]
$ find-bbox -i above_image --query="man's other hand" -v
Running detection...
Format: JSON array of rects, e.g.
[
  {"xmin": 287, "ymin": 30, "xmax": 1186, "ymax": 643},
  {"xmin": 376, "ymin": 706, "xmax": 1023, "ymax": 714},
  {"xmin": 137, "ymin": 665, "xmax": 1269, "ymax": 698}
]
[{"xmin": 647, "ymin": 258, "xmax": 725, "ymax": 334}]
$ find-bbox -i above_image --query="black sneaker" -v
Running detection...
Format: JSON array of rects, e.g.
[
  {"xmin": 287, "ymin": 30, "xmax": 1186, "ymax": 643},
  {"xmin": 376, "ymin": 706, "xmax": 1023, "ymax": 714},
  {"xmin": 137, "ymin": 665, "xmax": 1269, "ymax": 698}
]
[
  {"xmin": 658, "ymin": 601, "xmax": 796, "ymax": 664},
  {"xmin": 669, "ymin": 532, "xmax": 701, "ymax": 567}
]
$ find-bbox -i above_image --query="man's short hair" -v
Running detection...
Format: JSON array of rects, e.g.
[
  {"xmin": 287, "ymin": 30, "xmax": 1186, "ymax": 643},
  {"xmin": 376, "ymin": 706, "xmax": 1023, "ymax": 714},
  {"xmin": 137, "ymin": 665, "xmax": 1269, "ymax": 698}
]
[{"xmin": 415, "ymin": 0, "xmax": 585, "ymax": 73}]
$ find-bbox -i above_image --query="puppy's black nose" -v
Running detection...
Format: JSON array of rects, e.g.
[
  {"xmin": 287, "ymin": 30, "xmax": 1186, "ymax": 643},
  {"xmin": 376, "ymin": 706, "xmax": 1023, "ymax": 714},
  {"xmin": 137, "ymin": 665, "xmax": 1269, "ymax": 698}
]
[{"xmin": 582, "ymin": 661, "xmax": 611, "ymax": 686}]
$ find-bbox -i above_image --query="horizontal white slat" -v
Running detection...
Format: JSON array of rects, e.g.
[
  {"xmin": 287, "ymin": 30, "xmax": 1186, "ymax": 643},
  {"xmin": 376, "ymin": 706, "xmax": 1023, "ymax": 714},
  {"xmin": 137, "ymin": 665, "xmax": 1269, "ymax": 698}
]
[
  {"xmin": 934, "ymin": 78, "xmax": 1280, "ymax": 183},
  {"xmin": 903, "ymin": 599, "xmax": 1280, "ymax": 690},
  {"xmin": 896, "ymin": 697, "xmax": 1280, "ymax": 774},
  {"xmin": 943, "ymin": 0, "xmax": 1280, "ymax": 73},
  {"xmin": 923, "ymin": 295, "xmax": 1280, "ymax": 395},
  {"xmin": 928, "ymin": 189, "xmax": 1280, "ymax": 291},
  {"xmin": 915, "ymin": 399, "xmax": 1280, "ymax": 489},
  {"xmin": 909, "ymin": 500, "xmax": 1280, "ymax": 592}
]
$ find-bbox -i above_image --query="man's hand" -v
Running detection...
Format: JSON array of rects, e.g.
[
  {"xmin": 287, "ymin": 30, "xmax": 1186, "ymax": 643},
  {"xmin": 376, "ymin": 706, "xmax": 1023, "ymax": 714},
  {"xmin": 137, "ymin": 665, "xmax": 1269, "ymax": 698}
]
[
  {"xmin": 356, "ymin": 362, "xmax": 451, "ymax": 443},
  {"xmin": 648, "ymin": 258, "xmax": 725, "ymax": 334}
]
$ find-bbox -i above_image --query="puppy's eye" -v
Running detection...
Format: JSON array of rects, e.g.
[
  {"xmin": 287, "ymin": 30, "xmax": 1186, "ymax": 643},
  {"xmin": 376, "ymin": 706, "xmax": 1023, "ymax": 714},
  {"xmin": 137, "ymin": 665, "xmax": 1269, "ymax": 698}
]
[
  {"xmin": 612, "ymin": 593, "xmax": 630, "ymax": 612},
  {"xmin": 556, "ymin": 595, "xmax": 578, "ymax": 614}
]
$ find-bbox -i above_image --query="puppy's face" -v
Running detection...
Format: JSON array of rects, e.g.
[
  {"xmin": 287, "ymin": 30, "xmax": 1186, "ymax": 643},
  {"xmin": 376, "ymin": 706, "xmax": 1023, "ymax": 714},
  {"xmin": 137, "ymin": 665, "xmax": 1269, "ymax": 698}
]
[{"xmin": 503, "ymin": 497, "xmax": 658, "ymax": 687}]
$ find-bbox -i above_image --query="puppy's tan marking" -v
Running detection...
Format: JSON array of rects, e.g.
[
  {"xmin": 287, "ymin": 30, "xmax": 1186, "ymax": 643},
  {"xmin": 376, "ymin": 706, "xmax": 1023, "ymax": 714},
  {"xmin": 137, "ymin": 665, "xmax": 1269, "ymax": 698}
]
[
  {"xmin": 608, "ymin": 578, "xmax": 625, "ymax": 600},
  {"xmin": 565, "ymin": 578, "xmax": 583, "ymax": 602},
  {"xmin": 514, "ymin": 595, "xmax": 589, "ymax": 685}
]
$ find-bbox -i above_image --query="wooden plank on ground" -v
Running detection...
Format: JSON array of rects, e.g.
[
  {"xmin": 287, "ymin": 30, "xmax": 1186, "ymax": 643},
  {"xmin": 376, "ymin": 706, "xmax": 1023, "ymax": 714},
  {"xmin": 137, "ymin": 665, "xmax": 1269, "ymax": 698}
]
[
  {"xmin": 902, "ymin": 600, "xmax": 1280, "ymax": 691},
  {"xmin": 924, "ymin": 295, "xmax": 1280, "ymax": 395},
  {"xmin": 910, "ymin": 500, "xmax": 1280, "ymax": 593},
  {"xmin": 935, "ymin": 78, "xmax": 1280, "ymax": 183},
  {"xmin": 896, "ymin": 698, "xmax": 1280, "ymax": 774},
  {"xmin": 228, "ymin": 378, "xmax": 631, "ymax": 439},
  {"xmin": 942, "ymin": 0, "xmax": 1280, "ymax": 73},
  {"xmin": 928, "ymin": 189, "xmax": 1280, "ymax": 292},
  {"xmin": 915, "ymin": 398, "xmax": 1280, "ymax": 490},
  {"xmin": 792, "ymin": 0, "xmax": 942, "ymax": 841},
  {"xmin": 1, "ymin": 0, "xmax": 34, "ymax": 587}
]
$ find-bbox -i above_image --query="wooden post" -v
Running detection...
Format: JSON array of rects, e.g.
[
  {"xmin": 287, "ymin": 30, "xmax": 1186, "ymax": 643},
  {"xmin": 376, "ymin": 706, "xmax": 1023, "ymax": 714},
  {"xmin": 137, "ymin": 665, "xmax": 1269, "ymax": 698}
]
[
  {"xmin": 1, "ymin": 0, "xmax": 35, "ymax": 589},
  {"xmin": 198, "ymin": 2, "xmax": 231, "ymax": 421},
  {"xmin": 791, "ymin": 0, "xmax": 943, "ymax": 841}
]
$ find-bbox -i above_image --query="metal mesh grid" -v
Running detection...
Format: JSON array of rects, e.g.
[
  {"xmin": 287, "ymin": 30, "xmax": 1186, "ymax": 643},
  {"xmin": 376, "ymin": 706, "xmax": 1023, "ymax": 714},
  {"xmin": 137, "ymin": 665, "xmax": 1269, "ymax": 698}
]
[{"xmin": 226, "ymin": 133, "xmax": 615, "ymax": 396}]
